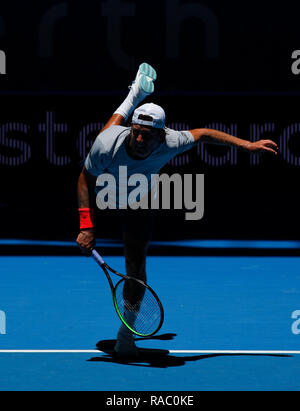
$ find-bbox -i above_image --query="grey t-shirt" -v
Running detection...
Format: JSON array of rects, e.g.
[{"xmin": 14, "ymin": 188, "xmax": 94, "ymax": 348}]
[{"xmin": 85, "ymin": 125, "xmax": 195, "ymax": 208}]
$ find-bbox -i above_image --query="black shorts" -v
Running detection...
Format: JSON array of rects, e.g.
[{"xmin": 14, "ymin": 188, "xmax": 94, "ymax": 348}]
[
  {"xmin": 119, "ymin": 209, "xmax": 154, "ymax": 241},
  {"xmin": 96, "ymin": 208, "xmax": 155, "ymax": 241}
]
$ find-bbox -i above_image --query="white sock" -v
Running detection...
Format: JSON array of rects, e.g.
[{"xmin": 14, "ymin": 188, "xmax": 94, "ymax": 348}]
[
  {"xmin": 116, "ymin": 308, "xmax": 138, "ymax": 342},
  {"xmin": 114, "ymin": 87, "xmax": 145, "ymax": 121},
  {"xmin": 114, "ymin": 311, "xmax": 138, "ymax": 354},
  {"xmin": 124, "ymin": 308, "xmax": 138, "ymax": 327}
]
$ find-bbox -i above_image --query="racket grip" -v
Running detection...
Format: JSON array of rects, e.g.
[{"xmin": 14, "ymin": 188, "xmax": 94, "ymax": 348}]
[{"xmin": 92, "ymin": 249, "xmax": 105, "ymax": 266}]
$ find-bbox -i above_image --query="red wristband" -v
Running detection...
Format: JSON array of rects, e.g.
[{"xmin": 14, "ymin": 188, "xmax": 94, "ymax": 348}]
[{"xmin": 79, "ymin": 208, "xmax": 95, "ymax": 230}]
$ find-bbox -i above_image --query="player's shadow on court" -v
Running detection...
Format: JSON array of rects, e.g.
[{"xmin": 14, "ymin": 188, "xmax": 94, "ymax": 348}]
[{"xmin": 88, "ymin": 335, "xmax": 291, "ymax": 368}]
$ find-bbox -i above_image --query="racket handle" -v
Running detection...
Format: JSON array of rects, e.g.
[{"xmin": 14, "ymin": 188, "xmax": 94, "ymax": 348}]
[{"xmin": 92, "ymin": 249, "xmax": 105, "ymax": 266}]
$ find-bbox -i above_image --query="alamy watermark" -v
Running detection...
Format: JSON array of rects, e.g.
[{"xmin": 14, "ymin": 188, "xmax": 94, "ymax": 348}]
[
  {"xmin": 0, "ymin": 50, "xmax": 6, "ymax": 75},
  {"xmin": 0, "ymin": 310, "xmax": 6, "ymax": 335},
  {"xmin": 95, "ymin": 166, "xmax": 204, "ymax": 221},
  {"xmin": 291, "ymin": 310, "xmax": 300, "ymax": 335},
  {"xmin": 291, "ymin": 50, "xmax": 300, "ymax": 75}
]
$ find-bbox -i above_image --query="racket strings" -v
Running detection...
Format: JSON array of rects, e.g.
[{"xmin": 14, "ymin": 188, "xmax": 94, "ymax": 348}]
[{"xmin": 114, "ymin": 280, "xmax": 162, "ymax": 336}]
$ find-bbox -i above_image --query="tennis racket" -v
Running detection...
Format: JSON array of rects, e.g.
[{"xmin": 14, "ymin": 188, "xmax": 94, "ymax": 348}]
[{"xmin": 92, "ymin": 249, "xmax": 164, "ymax": 337}]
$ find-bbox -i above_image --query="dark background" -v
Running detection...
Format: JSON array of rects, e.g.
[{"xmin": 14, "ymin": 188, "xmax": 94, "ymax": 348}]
[{"xmin": 0, "ymin": 0, "xmax": 299, "ymax": 242}]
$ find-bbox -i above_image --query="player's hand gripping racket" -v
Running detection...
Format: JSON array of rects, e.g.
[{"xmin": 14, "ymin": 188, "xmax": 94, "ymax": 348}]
[{"xmin": 92, "ymin": 249, "xmax": 164, "ymax": 337}]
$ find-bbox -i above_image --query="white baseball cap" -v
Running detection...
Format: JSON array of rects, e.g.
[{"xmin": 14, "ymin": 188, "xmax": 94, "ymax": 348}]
[{"xmin": 132, "ymin": 103, "xmax": 165, "ymax": 129}]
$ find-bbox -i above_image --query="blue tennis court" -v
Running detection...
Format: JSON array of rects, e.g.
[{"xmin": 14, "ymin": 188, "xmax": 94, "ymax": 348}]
[{"xmin": 0, "ymin": 244, "xmax": 300, "ymax": 391}]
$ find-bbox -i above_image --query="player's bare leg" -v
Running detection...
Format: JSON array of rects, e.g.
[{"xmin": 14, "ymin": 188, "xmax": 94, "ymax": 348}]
[
  {"xmin": 114, "ymin": 233, "xmax": 150, "ymax": 357},
  {"xmin": 101, "ymin": 113, "xmax": 125, "ymax": 132},
  {"xmin": 123, "ymin": 233, "xmax": 148, "ymax": 304}
]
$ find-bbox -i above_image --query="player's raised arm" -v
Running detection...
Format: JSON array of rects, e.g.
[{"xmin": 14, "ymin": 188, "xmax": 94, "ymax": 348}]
[{"xmin": 189, "ymin": 128, "xmax": 278, "ymax": 155}]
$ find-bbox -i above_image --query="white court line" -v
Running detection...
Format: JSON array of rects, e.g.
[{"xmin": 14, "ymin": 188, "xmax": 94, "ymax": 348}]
[
  {"xmin": 0, "ymin": 350, "xmax": 100, "ymax": 353},
  {"xmin": 0, "ymin": 350, "xmax": 299, "ymax": 355}
]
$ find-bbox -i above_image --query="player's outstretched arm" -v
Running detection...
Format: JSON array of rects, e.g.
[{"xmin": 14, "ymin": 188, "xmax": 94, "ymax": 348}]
[{"xmin": 190, "ymin": 128, "xmax": 278, "ymax": 155}]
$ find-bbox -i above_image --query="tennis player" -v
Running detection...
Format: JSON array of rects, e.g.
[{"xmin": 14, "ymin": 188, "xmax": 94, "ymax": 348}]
[{"xmin": 76, "ymin": 63, "xmax": 278, "ymax": 356}]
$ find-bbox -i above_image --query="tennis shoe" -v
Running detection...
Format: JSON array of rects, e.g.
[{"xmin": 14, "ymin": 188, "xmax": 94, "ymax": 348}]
[
  {"xmin": 129, "ymin": 62, "xmax": 157, "ymax": 100},
  {"xmin": 114, "ymin": 323, "xmax": 139, "ymax": 357},
  {"xmin": 114, "ymin": 337, "xmax": 139, "ymax": 357}
]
